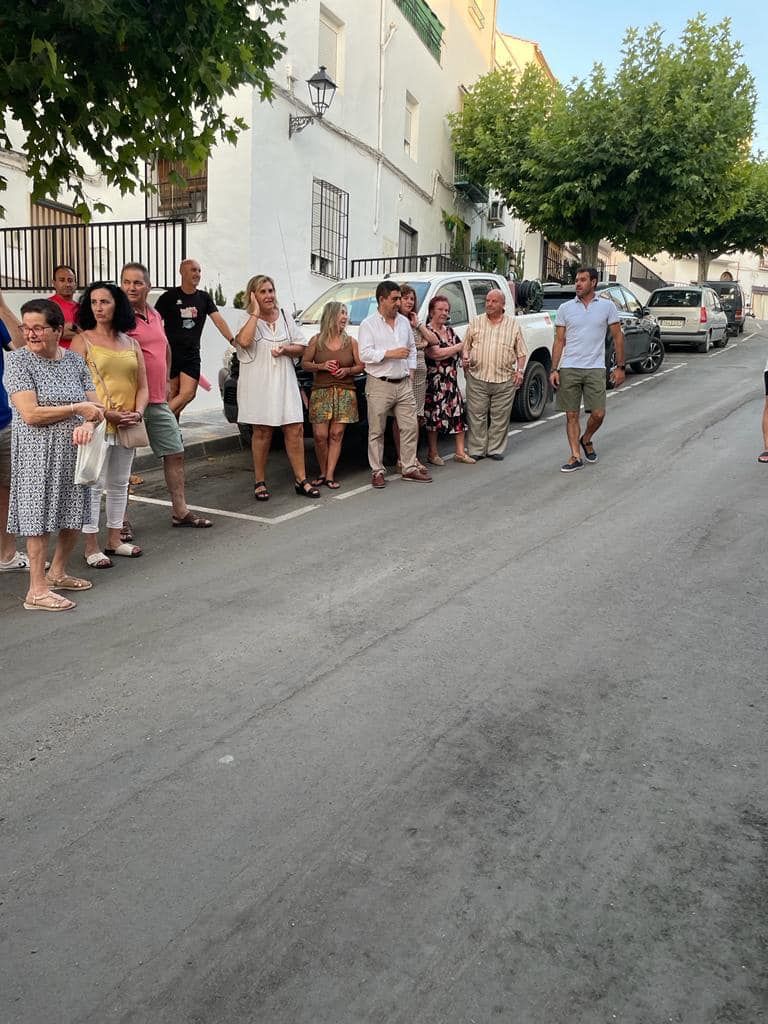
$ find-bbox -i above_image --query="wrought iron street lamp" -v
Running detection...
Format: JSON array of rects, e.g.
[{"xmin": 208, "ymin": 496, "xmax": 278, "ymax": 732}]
[{"xmin": 288, "ymin": 66, "xmax": 338, "ymax": 139}]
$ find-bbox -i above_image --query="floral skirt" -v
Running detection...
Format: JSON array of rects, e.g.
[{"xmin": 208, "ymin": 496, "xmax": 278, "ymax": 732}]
[{"xmin": 309, "ymin": 386, "xmax": 359, "ymax": 424}]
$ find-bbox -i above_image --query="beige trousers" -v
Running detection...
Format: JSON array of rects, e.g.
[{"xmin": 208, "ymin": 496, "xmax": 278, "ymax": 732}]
[
  {"xmin": 365, "ymin": 375, "xmax": 418, "ymax": 474},
  {"xmin": 465, "ymin": 373, "xmax": 517, "ymax": 457}
]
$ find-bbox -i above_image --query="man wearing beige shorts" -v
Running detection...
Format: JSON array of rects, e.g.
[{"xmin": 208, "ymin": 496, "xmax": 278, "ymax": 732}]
[{"xmin": 550, "ymin": 267, "xmax": 625, "ymax": 473}]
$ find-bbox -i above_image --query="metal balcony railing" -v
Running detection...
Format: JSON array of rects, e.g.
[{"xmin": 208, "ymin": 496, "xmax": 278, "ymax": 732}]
[
  {"xmin": 146, "ymin": 176, "xmax": 208, "ymax": 223},
  {"xmin": 630, "ymin": 255, "xmax": 666, "ymax": 292},
  {"xmin": 454, "ymin": 157, "xmax": 488, "ymax": 205},
  {"xmin": 350, "ymin": 252, "xmax": 472, "ymax": 278},
  {"xmin": 394, "ymin": 0, "xmax": 444, "ymax": 63},
  {"xmin": 0, "ymin": 218, "xmax": 186, "ymax": 290},
  {"xmin": 542, "ymin": 251, "xmax": 566, "ymax": 282}
]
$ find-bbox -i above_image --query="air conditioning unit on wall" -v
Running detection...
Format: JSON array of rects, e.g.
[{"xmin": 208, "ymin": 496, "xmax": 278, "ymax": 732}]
[{"xmin": 488, "ymin": 201, "xmax": 505, "ymax": 227}]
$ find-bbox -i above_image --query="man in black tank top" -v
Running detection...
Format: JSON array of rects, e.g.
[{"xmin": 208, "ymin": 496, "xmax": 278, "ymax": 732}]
[{"xmin": 155, "ymin": 259, "xmax": 234, "ymax": 420}]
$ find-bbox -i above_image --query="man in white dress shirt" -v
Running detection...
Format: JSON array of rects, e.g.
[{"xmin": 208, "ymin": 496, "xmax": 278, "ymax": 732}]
[{"xmin": 358, "ymin": 281, "xmax": 432, "ymax": 488}]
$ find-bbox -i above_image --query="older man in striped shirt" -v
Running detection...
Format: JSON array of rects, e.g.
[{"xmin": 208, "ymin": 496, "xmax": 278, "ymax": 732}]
[{"xmin": 462, "ymin": 289, "xmax": 527, "ymax": 460}]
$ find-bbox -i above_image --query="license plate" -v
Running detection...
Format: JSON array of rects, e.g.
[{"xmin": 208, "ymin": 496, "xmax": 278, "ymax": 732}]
[{"xmin": 659, "ymin": 318, "xmax": 683, "ymax": 326}]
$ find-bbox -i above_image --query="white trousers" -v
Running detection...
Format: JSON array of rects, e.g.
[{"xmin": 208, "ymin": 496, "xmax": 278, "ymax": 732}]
[{"xmin": 82, "ymin": 442, "xmax": 135, "ymax": 534}]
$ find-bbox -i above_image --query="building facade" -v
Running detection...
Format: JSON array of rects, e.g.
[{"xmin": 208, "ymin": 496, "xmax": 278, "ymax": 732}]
[{"xmin": 2, "ymin": 0, "xmax": 523, "ymax": 314}]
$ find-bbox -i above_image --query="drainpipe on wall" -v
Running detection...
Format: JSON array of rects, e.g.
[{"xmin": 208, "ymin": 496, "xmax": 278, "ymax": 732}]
[{"xmin": 373, "ymin": 2, "xmax": 397, "ymax": 236}]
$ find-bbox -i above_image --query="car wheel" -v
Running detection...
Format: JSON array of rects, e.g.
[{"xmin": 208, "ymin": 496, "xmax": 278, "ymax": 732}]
[
  {"xmin": 714, "ymin": 331, "xmax": 728, "ymax": 349},
  {"xmin": 738, "ymin": 322, "xmax": 745, "ymax": 334},
  {"xmin": 636, "ymin": 335, "xmax": 665, "ymax": 374},
  {"xmin": 512, "ymin": 360, "xmax": 548, "ymax": 421},
  {"xmin": 697, "ymin": 332, "xmax": 711, "ymax": 354}
]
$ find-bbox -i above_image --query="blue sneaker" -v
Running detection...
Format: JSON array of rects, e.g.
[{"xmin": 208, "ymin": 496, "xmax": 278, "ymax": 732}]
[{"xmin": 560, "ymin": 458, "xmax": 584, "ymax": 473}]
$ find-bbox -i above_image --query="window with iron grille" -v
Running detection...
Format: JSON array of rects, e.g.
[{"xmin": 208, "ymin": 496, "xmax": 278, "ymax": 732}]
[
  {"xmin": 146, "ymin": 159, "xmax": 208, "ymax": 223},
  {"xmin": 311, "ymin": 179, "xmax": 349, "ymax": 280}
]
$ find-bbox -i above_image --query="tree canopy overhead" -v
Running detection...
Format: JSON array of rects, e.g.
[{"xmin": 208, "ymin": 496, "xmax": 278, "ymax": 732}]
[
  {"xmin": 450, "ymin": 15, "xmax": 757, "ymax": 268},
  {"xmin": 663, "ymin": 159, "xmax": 768, "ymax": 282},
  {"xmin": 0, "ymin": 0, "xmax": 292, "ymax": 218}
]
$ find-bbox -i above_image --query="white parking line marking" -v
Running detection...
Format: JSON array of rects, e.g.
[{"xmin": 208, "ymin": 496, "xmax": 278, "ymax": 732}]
[
  {"xmin": 507, "ymin": 428, "xmax": 522, "ymax": 436},
  {"xmin": 546, "ymin": 412, "xmax": 565, "ymax": 420},
  {"xmin": 128, "ymin": 494, "xmax": 318, "ymax": 525},
  {"xmin": 522, "ymin": 421, "xmax": 544, "ymax": 428},
  {"xmin": 334, "ymin": 483, "xmax": 376, "ymax": 500}
]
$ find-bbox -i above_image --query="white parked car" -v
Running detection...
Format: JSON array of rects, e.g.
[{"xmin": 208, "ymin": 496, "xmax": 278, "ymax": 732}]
[{"xmin": 646, "ymin": 285, "xmax": 729, "ymax": 353}]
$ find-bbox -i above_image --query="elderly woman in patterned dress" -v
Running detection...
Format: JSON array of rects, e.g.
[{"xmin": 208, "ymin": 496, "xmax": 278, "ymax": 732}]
[{"xmin": 4, "ymin": 299, "xmax": 104, "ymax": 611}]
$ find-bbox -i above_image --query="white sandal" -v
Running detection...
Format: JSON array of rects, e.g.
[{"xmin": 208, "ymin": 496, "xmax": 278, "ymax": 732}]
[{"xmin": 85, "ymin": 551, "xmax": 113, "ymax": 568}]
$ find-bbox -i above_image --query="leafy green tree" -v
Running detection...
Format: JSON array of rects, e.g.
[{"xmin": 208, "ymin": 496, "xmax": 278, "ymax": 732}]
[
  {"xmin": 450, "ymin": 16, "xmax": 756, "ymax": 269},
  {"xmin": 663, "ymin": 160, "xmax": 768, "ymax": 282},
  {"xmin": 0, "ymin": 0, "xmax": 291, "ymax": 218}
]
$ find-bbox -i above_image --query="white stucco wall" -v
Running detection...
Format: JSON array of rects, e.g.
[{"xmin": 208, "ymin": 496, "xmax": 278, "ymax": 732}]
[{"xmin": 2, "ymin": 0, "xmax": 503, "ymax": 313}]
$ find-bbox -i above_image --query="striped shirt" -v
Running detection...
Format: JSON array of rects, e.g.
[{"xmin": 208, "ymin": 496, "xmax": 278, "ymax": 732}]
[{"xmin": 463, "ymin": 313, "xmax": 528, "ymax": 383}]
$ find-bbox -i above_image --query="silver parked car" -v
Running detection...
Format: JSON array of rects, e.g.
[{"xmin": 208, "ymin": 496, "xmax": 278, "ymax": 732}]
[{"xmin": 647, "ymin": 285, "xmax": 729, "ymax": 353}]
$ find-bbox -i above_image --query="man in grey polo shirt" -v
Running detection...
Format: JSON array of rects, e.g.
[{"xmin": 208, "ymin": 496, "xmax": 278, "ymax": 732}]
[
  {"xmin": 549, "ymin": 267, "xmax": 625, "ymax": 472},
  {"xmin": 358, "ymin": 281, "xmax": 432, "ymax": 488}
]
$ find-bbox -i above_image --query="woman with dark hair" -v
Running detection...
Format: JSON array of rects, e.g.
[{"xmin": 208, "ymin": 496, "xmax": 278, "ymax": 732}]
[
  {"xmin": 4, "ymin": 298, "xmax": 104, "ymax": 611},
  {"xmin": 393, "ymin": 283, "xmax": 434, "ymax": 472},
  {"xmin": 302, "ymin": 301, "xmax": 363, "ymax": 489},
  {"xmin": 71, "ymin": 282, "xmax": 148, "ymax": 565},
  {"xmin": 424, "ymin": 293, "xmax": 474, "ymax": 465}
]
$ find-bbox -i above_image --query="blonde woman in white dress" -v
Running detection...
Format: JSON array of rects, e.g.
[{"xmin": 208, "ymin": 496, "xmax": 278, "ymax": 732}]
[{"xmin": 234, "ymin": 275, "xmax": 320, "ymax": 500}]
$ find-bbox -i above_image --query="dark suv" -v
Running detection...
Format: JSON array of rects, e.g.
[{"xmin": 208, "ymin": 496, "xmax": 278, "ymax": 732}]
[
  {"xmin": 541, "ymin": 282, "xmax": 664, "ymax": 382},
  {"xmin": 703, "ymin": 280, "xmax": 746, "ymax": 335}
]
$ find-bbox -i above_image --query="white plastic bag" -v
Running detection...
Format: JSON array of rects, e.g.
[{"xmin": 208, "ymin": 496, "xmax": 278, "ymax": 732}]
[{"xmin": 74, "ymin": 419, "xmax": 108, "ymax": 487}]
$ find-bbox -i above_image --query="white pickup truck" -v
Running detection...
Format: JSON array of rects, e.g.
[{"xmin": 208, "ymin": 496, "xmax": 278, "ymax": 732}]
[
  {"xmin": 296, "ymin": 271, "xmax": 554, "ymax": 421},
  {"xmin": 220, "ymin": 271, "xmax": 554, "ymax": 436}
]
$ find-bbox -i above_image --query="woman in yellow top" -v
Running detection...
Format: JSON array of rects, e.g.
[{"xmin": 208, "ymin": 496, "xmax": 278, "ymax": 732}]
[{"xmin": 71, "ymin": 283, "xmax": 148, "ymax": 565}]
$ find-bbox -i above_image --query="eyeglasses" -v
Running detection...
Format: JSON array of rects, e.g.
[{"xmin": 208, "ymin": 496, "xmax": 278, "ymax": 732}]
[{"xmin": 21, "ymin": 325, "xmax": 54, "ymax": 337}]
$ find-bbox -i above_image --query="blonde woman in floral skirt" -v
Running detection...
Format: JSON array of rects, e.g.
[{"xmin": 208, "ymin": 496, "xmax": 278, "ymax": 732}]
[{"xmin": 302, "ymin": 302, "xmax": 363, "ymax": 490}]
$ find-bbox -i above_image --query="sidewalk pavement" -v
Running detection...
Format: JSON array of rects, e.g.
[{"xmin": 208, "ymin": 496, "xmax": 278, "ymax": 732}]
[{"xmin": 133, "ymin": 410, "xmax": 244, "ymax": 470}]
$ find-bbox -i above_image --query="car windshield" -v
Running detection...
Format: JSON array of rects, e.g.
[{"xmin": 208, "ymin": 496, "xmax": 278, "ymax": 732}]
[
  {"xmin": 649, "ymin": 290, "xmax": 701, "ymax": 308},
  {"xmin": 541, "ymin": 294, "xmax": 572, "ymax": 310},
  {"xmin": 300, "ymin": 280, "xmax": 431, "ymax": 325}
]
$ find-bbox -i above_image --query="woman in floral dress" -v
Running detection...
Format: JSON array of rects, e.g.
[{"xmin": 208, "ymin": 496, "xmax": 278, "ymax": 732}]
[
  {"xmin": 5, "ymin": 299, "xmax": 104, "ymax": 610},
  {"xmin": 424, "ymin": 294, "xmax": 475, "ymax": 465}
]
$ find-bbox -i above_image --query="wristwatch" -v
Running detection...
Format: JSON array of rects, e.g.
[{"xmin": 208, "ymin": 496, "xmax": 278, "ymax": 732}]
[{"xmin": 616, "ymin": 363, "xmax": 625, "ymax": 370}]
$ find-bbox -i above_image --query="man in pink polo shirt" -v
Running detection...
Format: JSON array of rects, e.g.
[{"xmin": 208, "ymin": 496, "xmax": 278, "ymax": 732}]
[
  {"xmin": 47, "ymin": 264, "xmax": 80, "ymax": 348},
  {"xmin": 120, "ymin": 262, "xmax": 212, "ymax": 528}
]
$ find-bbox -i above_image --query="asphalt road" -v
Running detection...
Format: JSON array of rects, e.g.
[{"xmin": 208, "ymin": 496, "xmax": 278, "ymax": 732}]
[{"xmin": 2, "ymin": 326, "xmax": 767, "ymax": 1024}]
